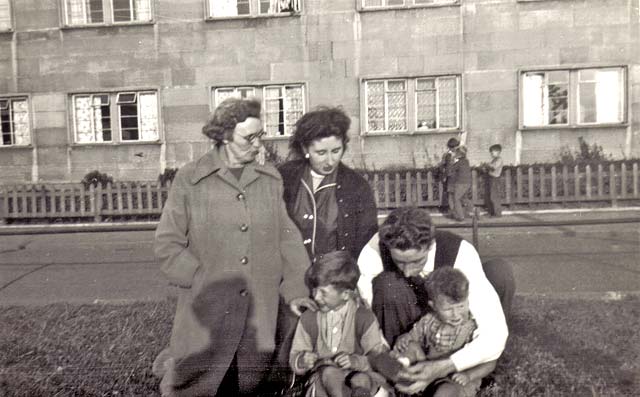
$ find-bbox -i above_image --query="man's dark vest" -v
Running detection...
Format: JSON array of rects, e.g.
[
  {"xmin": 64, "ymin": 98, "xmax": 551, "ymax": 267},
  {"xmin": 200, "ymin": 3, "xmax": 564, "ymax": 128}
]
[{"xmin": 379, "ymin": 230, "xmax": 464, "ymax": 273}]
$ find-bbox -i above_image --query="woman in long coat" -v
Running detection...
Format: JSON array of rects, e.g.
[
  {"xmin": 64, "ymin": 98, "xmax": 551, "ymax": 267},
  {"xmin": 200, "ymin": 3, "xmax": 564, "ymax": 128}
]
[{"xmin": 153, "ymin": 98, "xmax": 312, "ymax": 396}]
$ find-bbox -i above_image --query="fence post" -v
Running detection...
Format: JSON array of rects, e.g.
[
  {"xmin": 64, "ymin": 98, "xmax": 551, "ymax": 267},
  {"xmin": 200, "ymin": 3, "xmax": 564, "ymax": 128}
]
[
  {"xmin": 0, "ymin": 186, "xmax": 5, "ymax": 224},
  {"xmin": 94, "ymin": 184, "xmax": 103, "ymax": 222},
  {"xmin": 472, "ymin": 207, "xmax": 479, "ymax": 249},
  {"xmin": 610, "ymin": 163, "xmax": 617, "ymax": 207}
]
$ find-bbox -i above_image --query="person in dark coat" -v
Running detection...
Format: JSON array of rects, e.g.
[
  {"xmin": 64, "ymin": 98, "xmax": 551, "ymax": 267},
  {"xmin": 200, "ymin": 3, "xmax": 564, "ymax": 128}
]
[
  {"xmin": 446, "ymin": 146, "xmax": 472, "ymax": 221},
  {"xmin": 152, "ymin": 98, "xmax": 313, "ymax": 396},
  {"xmin": 278, "ymin": 106, "xmax": 378, "ymax": 263}
]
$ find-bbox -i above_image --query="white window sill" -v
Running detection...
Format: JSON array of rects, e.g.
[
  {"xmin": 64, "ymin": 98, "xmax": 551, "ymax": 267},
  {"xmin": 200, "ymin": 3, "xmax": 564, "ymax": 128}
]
[
  {"xmin": 0, "ymin": 28, "xmax": 13, "ymax": 34},
  {"xmin": 519, "ymin": 123, "xmax": 628, "ymax": 132},
  {"xmin": 261, "ymin": 135, "xmax": 291, "ymax": 142},
  {"xmin": 61, "ymin": 20, "xmax": 155, "ymax": 30},
  {"xmin": 358, "ymin": 2, "xmax": 460, "ymax": 13},
  {"xmin": 205, "ymin": 12, "xmax": 299, "ymax": 22},
  {"xmin": 71, "ymin": 140, "xmax": 162, "ymax": 147},
  {"xmin": 361, "ymin": 129, "xmax": 462, "ymax": 137},
  {"xmin": 0, "ymin": 144, "xmax": 32, "ymax": 150}
]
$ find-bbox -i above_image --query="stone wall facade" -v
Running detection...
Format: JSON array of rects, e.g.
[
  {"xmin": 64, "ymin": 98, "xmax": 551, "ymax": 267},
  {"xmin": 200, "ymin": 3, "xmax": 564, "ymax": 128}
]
[{"xmin": 0, "ymin": 0, "xmax": 638, "ymax": 182}]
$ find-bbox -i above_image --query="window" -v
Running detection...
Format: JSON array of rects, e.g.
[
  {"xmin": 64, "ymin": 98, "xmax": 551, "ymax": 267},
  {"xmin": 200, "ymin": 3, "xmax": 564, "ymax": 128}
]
[
  {"xmin": 0, "ymin": 0, "xmax": 12, "ymax": 31},
  {"xmin": 72, "ymin": 91, "xmax": 158, "ymax": 143},
  {"xmin": 0, "ymin": 97, "xmax": 31, "ymax": 147},
  {"xmin": 361, "ymin": 0, "xmax": 457, "ymax": 9},
  {"xmin": 62, "ymin": 0, "xmax": 152, "ymax": 26},
  {"xmin": 364, "ymin": 76, "xmax": 461, "ymax": 134},
  {"xmin": 207, "ymin": 0, "xmax": 301, "ymax": 18},
  {"xmin": 212, "ymin": 84, "xmax": 305, "ymax": 137},
  {"xmin": 521, "ymin": 67, "xmax": 626, "ymax": 128}
]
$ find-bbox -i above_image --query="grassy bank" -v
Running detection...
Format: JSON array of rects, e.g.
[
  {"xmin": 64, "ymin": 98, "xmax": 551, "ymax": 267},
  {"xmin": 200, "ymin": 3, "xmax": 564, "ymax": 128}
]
[{"xmin": 1, "ymin": 296, "xmax": 638, "ymax": 396}]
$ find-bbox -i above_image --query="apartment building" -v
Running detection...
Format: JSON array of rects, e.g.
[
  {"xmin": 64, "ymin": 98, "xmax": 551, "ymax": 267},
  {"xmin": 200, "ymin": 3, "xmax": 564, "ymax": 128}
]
[{"xmin": 0, "ymin": 0, "xmax": 638, "ymax": 182}]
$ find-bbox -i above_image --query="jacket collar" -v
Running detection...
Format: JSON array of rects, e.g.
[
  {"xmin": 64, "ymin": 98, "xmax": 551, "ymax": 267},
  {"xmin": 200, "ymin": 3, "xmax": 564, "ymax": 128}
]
[{"xmin": 189, "ymin": 147, "xmax": 280, "ymax": 187}]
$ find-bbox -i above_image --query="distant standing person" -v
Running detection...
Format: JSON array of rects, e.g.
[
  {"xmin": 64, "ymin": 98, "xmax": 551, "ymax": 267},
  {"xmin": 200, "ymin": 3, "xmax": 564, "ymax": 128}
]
[
  {"xmin": 438, "ymin": 138, "xmax": 460, "ymax": 214},
  {"xmin": 485, "ymin": 144, "xmax": 504, "ymax": 217},
  {"xmin": 447, "ymin": 146, "xmax": 471, "ymax": 222},
  {"xmin": 279, "ymin": 106, "xmax": 378, "ymax": 262}
]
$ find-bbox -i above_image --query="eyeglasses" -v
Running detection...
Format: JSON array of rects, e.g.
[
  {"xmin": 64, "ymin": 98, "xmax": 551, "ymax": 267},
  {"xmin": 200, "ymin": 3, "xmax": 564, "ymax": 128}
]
[{"xmin": 238, "ymin": 129, "xmax": 266, "ymax": 144}]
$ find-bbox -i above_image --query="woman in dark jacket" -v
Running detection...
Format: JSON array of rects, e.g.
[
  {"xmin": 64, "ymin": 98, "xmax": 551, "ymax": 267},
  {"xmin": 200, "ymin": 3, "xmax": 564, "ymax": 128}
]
[{"xmin": 278, "ymin": 107, "xmax": 379, "ymax": 263}]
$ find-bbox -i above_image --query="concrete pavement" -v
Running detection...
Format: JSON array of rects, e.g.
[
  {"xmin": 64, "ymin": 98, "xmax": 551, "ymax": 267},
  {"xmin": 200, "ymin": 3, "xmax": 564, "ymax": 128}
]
[{"xmin": 1, "ymin": 208, "xmax": 638, "ymax": 306}]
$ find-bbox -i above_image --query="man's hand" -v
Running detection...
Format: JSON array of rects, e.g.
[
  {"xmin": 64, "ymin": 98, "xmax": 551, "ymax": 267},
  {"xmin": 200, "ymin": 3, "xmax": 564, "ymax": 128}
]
[
  {"xmin": 398, "ymin": 359, "xmax": 455, "ymax": 385},
  {"xmin": 289, "ymin": 297, "xmax": 318, "ymax": 316},
  {"xmin": 451, "ymin": 372, "xmax": 470, "ymax": 386},
  {"xmin": 298, "ymin": 351, "xmax": 318, "ymax": 370},
  {"xmin": 395, "ymin": 380, "xmax": 429, "ymax": 395},
  {"xmin": 334, "ymin": 353, "xmax": 361, "ymax": 370}
]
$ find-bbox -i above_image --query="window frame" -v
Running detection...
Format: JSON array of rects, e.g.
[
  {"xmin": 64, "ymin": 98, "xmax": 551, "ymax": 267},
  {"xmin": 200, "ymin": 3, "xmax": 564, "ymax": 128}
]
[
  {"xmin": 0, "ymin": 0, "xmax": 14, "ymax": 32},
  {"xmin": 358, "ymin": 0, "xmax": 459, "ymax": 12},
  {"xmin": 210, "ymin": 82, "xmax": 307, "ymax": 139},
  {"xmin": 0, "ymin": 95, "xmax": 33, "ymax": 148},
  {"xmin": 60, "ymin": 0, "xmax": 155, "ymax": 28},
  {"xmin": 362, "ymin": 74, "xmax": 462, "ymax": 136},
  {"xmin": 204, "ymin": 0, "xmax": 302, "ymax": 21},
  {"xmin": 519, "ymin": 65, "xmax": 628, "ymax": 130},
  {"xmin": 69, "ymin": 88, "xmax": 162, "ymax": 146}
]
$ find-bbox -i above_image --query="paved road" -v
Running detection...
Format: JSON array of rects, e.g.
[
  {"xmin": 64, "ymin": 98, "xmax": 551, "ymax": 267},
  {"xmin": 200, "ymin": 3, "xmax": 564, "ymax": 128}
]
[{"xmin": 1, "ymin": 215, "xmax": 638, "ymax": 305}]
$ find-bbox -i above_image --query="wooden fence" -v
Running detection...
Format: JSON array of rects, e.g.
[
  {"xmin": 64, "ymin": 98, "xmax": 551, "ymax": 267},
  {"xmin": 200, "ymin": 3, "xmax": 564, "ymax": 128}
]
[{"xmin": 0, "ymin": 162, "xmax": 638, "ymax": 221}]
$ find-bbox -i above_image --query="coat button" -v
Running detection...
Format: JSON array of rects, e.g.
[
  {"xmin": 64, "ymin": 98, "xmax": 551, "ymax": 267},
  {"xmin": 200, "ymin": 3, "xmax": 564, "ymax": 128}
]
[
  {"xmin": 340, "ymin": 246, "xmax": 346, "ymax": 250},
  {"xmin": 338, "ymin": 198, "xmax": 343, "ymax": 203},
  {"xmin": 344, "ymin": 213, "xmax": 349, "ymax": 218},
  {"xmin": 240, "ymin": 289, "xmax": 248, "ymax": 297},
  {"xmin": 344, "ymin": 232, "xmax": 349, "ymax": 237},
  {"xmin": 237, "ymin": 193, "xmax": 245, "ymax": 201},
  {"xmin": 240, "ymin": 256, "xmax": 249, "ymax": 265},
  {"xmin": 240, "ymin": 224, "xmax": 248, "ymax": 232}
]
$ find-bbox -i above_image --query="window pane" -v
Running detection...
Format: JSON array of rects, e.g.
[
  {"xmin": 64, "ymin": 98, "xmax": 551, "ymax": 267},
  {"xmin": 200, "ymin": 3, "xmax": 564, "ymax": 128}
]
[
  {"xmin": 438, "ymin": 77, "xmax": 457, "ymax": 128},
  {"xmin": 522, "ymin": 73, "xmax": 544, "ymax": 127},
  {"xmin": 120, "ymin": 103, "xmax": 139, "ymax": 140},
  {"xmin": 388, "ymin": 0, "xmax": 405, "ymax": 5},
  {"xmin": 12, "ymin": 100, "xmax": 30, "ymax": 145},
  {"xmin": 366, "ymin": 82, "xmax": 385, "ymax": 132},
  {"xmin": 215, "ymin": 88, "xmax": 236, "ymax": 105},
  {"xmin": 284, "ymin": 86, "xmax": 304, "ymax": 135},
  {"xmin": 75, "ymin": 96, "xmax": 96, "ymax": 143},
  {"xmin": 139, "ymin": 92, "xmax": 159, "ymax": 140},
  {"xmin": 259, "ymin": 0, "xmax": 270, "ymax": 14},
  {"xmin": 548, "ymin": 82, "xmax": 568, "ymax": 125},
  {"xmin": 1, "ymin": 103, "xmax": 11, "ymax": 145},
  {"xmin": 0, "ymin": 0, "xmax": 12, "ymax": 30},
  {"xmin": 264, "ymin": 87, "xmax": 284, "ymax": 136},
  {"xmin": 113, "ymin": 0, "xmax": 132, "ymax": 21},
  {"xmin": 579, "ymin": 68, "xmax": 624, "ymax": 124},
  {"xmin": 66, "ymin": 0, "xmax": 104, "ymax": 25},
  {"xmin": 363, "ymin": 0, "xmax": 383, "ymax": 6},
  {"xmin": 211, "ymin": 0, "xmax": 248, "ymax": 17},
  {"xmin": 387, "ymin": 81, "xmax": 407, "ymax": 131},
  {"xmin": 132, "ymin": 0, "xmax": 152, "ymax": 21},
  {"xmin": 416, "ymin": 79, "xmax": 436, "ymax": 129}
]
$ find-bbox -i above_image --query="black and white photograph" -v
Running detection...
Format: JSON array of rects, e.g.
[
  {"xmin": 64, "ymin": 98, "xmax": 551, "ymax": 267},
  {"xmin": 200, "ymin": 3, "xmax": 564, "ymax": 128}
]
[{"xmin": 0, "ymin": 0, "xmax": 639, "ymax": 395}]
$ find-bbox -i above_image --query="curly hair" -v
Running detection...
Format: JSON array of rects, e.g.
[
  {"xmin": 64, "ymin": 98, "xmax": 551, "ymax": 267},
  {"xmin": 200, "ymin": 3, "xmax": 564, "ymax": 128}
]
[
  {"xmin": 425, "ymin": 267, "xmax": 469, "ymax": 303},
  {"xmin": 289, "ymin": 106, "xmax": 351, "ymax": 159},
  {"xmin": 304, "ymin": 251, "xmax": 360, "ymax": 291},
  {"xmin": 202, "ymin": 98, "xmax": 261, "ymax": 146},
  {"xmin": 379, "ymin": 207, "xmax": 435, "ymax": 251}
]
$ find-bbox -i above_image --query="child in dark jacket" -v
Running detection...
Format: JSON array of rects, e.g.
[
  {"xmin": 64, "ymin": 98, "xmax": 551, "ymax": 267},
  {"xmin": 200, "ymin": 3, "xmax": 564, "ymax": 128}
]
[
  {"xmin": 484, "ymin": 144, "xmax": 503, "ymax": 217},
  {"xmin": 446, "ymin": 146, "xmax": 471, "ymax": 221}
]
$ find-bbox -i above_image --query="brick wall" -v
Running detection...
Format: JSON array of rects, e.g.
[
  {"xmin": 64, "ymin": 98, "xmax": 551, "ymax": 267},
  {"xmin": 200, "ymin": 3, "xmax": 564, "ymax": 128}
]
[{"xmin": 0, "ymin": 0, "xmax": 638, "ymax": 182}]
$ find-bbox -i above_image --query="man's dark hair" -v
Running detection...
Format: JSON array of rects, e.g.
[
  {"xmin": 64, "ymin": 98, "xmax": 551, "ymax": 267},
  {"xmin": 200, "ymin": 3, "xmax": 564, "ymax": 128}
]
[
  {"xmin": 289, "ymin": 106, "xmax": 351, "ymax": 159},
  {"xmin": 489, "ymin": 144, "xmax": 502, "ymax": 153},
  {"xmin": 425, "ymin": 267, "xmax": 469, "ymax": 303},
  {"xmin": 379, "ymin": 207, "xmax": 435, "ymax": 251},
  {"xmin": 305, "ymin": 251, "xmax": 360, "ymax": 291}
]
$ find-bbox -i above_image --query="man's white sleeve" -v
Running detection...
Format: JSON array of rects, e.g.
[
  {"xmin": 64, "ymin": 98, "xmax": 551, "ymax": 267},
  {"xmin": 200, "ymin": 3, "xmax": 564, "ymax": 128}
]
[
  {"xmin": 357, "ymin": 235, "xmax": 384, "ymax": 306},
  {"xmin": 450, "ymin": 240, "xmax": 508, "ymax": 371}
]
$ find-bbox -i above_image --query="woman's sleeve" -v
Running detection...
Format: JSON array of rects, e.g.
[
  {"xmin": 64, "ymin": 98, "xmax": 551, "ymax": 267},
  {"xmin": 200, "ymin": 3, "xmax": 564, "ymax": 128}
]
[
  {"xmin": 355, "ymin": 178, "xmax": 379, "ymax": 254},
  {"xmin": 277, "ymin": 181, "xmax": 311, "ymax": 303},
  {"xmin": 154, "ymin": 170, "xmax": 202, "ymax": 288}
]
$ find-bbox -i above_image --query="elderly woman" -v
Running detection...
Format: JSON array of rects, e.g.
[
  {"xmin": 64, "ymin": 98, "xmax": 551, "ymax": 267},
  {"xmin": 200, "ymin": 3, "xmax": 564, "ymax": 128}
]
[
  {"xmin": 278, "ymin": 106, "xmax": 378, "ymax": 263},
  {"xmin": 152, "ymin": 98, "xmax": 312, "ymax": 396}
]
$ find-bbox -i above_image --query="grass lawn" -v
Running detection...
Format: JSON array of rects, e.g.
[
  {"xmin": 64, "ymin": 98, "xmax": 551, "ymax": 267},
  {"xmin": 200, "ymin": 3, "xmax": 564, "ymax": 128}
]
[{"xmin": 1, "ymin": 296, "xmax": 638, "ymax": 396}]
